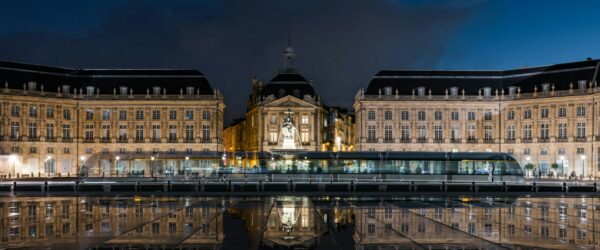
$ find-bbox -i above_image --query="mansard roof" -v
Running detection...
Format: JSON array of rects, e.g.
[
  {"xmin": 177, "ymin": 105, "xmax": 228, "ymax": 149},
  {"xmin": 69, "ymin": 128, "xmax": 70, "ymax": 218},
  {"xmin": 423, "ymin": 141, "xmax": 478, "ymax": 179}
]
[
  {"xmin": 0, "ymin": 60, "xmax": 214, "ymax": 95},
  {"xmin": 367, "ymin": 59, "xmax": 600, "ymax": 95},
  {"xmin": 259, "ymin": 68, "xmax": 316, "ymax": 98}
]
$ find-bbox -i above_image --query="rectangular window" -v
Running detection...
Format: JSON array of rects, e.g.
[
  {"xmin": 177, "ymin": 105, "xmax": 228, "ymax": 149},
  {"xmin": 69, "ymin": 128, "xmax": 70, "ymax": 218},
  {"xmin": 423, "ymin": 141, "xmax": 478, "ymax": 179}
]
[
  {"xmin": 10, "ymin": 122, "xmax": 20, "ymax": 139},
  {"xmin": 169, "ymin": 125, "xmax": 177, "ymax": 140},
  {"xmin": 434, "ymin": 111, "xmax": 442, "ymax": 120},
  {"xmin": 451, "ymin": 111, "xmax": 459, "ymax": 120},
  {"xmin": 152, "ymin": 125, "xmax": 161, "ymax": 140},
  {"xmin": 558, "ymin": 107, "xmax": 567, "ymax": 117},
  {"xmin": 367, "ymin": 110, "xmax": 375, "ymax": 120},
  {"xmin": 577, "ymin": 122, "xmax": 586, "ymax": 138},
  {"xmin": 185, "ymin": 125, "xmax": 194, "ymax": 141},
  {"xmin": 119, "ymin": 125, "xmax": 127, "ymax": 141},
  {"xmin": 467, "ymin": 124, "xmax": 476, "ymax": 140},
  {"xmin": 540, "ymin": 108, "xmax": 549, "ymax": 118},
  {"xmin": 384, "ymin": 110, "xmax": 392, "ymax": 120},
  {"xmin": 451, "ymin": 125, "xmax": 459, "ymax": 140},
  {"xmin": 484, "ymin": 126, "xmax": 492, "ymax": 141},
  {"xmin": 558, "ymin": 123, "xmax": 567, "ymax": 139},
  {"xmin": 135, "ymin": 125, "xmax": 144, "ymax": 141},
  {"xmin": 507, "ymin": 125, "xmax": 515, "ymax": 140},
  {"xmin": 418, "ymin": 125, "xmax": 426, "ymax": 140},
  {"xmin": 540, "ymin": 123, "xmax": 549, "ymax": 139},
  {"xmin": 384, "ymin": 125, "xmax": 393, "ymax": 141},
  {"xmin": 202, "ymin": 125, "xmax": 211, "ymax": 141},
  {"xmin": 119, "ymin": 110, "xmax": 127, "ymax": 120},
  {"xmin": 269, "ymin": 132, "xmax": 278, "ymax": 143},
  {"xmin": 185, "ymin": 110, "xmax": 194, "ymax": 120},
  {"xmin": 11, "ymin": 105, "xmax": 20, "ymax": 116},
  {"xmin": 102, "ymin": 125, "xmax": 110, "ymax": 140},
  {"xmin": 63, "ymin": 108, "xmax": 71, "ymax": 120},
  {"xmin": 367, "ymin": 125, "xmax": 376, "ymax": 141},
  {"xmin": 169, "ymin": 110, "xmax": 177, "ymax": 120},
  {"xmin": 507, "ymin": 110, "xmax": 515, "ymax": 120},
  {"xmin": 84, "ymin": 125, "xmax": 94, "ymax": 141},
  {"xmin": 62, "ymin": 124, "xmax": 71, "ymax": 139},
  {"xmin": 29, "ymin": 106, "xmax": 37, "ymax": 117},
  {"xmin": 467, "ymin": 111, "xmax": 476, "ymax": 121},
  {"xmin": 135, "ymin": 110, "xmax": 144, "ymax": 120},
  {"xmin": 85, "ymin": 110, "xmax": 94, "ymax": 120},
  {"xmin": 523, "ymin": 109, "xmax": 531, "ymax": 119},
  {"xmin": 484, "ymin": 111, "xmax": 492, "ymax": 121},
  {"xmin": 577, "ymin": 106, "xmax": 586, "ymax": 116},
  {"xmin": 28, "ymin": 123, "xmax": 38, "ymax": 138},
  {"xmin": 302, "ymin": 115, "xmax": 309, "ymax": 124},
  {"xmin": 418, "ymin": 111, "xmax": 426, "ymax": 121},
  {"xmin": 46, "ymin": 107, "xmax": 54, "ymax": 118},
  {"xmin": 401, "ymin": 111, "xmax": 409, "ymax": 120},
  {"xmin": 202, "ymin": 110, "xmax": 211, "ymax": 120},
  {"xmin": 152, "ymin": 110, "xmax": 160, "ymax": 120},
  {"xmin": 102, "ymin": 110, "xmax": 110, "ymax": 120},
  {"xmin": 523, "ymin": 124, "xmax": 532, "ymax": 140},
  {"xmin": 401, "ymin": 125, "xmax": 410, "ymax": 140},
  {"xmin": 434, "ymin": 125, "xmax": 443, "ymax": 141},
  {"xmin": 46, "ymin": 124, "xmax": 55, "ymax": 139}
]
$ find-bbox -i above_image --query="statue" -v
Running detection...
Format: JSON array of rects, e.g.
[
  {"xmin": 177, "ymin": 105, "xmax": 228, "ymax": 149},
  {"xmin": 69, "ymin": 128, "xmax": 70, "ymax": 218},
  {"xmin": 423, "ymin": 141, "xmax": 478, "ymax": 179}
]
[{"xmin": 280, "ymin": 109, "xmax": 299, "ymax": 149}]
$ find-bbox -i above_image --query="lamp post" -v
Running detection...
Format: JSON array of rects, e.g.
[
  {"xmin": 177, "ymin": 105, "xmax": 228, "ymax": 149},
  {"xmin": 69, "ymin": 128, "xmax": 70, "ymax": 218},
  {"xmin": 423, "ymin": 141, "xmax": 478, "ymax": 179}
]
[
  {"xmin": 581, "ymin": 154, "xmax": 586, "ymax": 180},
  {"xmin": 9, "ymin": 154, "xmax": 17, "ymax": 179},
  {"xmin": 150, "ymin": 156, "xmax": 155, "ymax": 178},
  {"xmin": 115, "ymin": 156, "xmax": 120, "ymax": 177},
  {"xmin": 559, "ymin": 156, "xmax": 565, "ymax": 179},
  {"xmin": 526, "ymin": 156, "xmax": 531, "ymax": 177},
  {"xmin": 79, "ymin": 156, "xmax": 86, "ymax": 178},
  {"xmin": 185, "ymin": 156, "xmax": 189, "ymax": 176}
]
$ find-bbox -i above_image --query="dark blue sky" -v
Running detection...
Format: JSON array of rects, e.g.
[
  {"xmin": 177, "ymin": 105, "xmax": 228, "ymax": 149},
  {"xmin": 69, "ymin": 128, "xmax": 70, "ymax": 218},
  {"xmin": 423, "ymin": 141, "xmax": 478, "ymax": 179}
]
[{"xmin": 1, "ymin": 0, "xmax": 599, "ymax": 124}]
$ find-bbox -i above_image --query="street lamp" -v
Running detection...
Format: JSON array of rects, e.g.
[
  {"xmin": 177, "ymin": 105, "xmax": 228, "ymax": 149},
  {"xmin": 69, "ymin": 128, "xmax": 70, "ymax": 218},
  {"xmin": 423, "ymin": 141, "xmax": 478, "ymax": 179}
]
[
  {"xmin": 115, "ymin": 156, "xmax": 120, "ymax": 176},
  {"xmin": 559, "ymin": 156, "xmax": 565, "ymax": 179},
  {"xmin": 9, "ymin": 154, "xmax": 17, "ymax": 179},
  {"xmin": 185, "ymin": 156, "xmax": 189, "ymax": 175},
  {"xmin": 581, "ymin": 155, "xmax": 586, "ymax": 180},
  {"xmin": 525, "ymin": 156, "xmax": 531, "ymax": 177}
]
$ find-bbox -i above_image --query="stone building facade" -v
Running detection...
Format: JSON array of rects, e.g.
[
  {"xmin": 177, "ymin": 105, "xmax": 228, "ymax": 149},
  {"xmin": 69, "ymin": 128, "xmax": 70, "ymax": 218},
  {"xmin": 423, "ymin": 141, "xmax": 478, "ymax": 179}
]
[
  {"xmin": 223, "ymin": 44, "xmax": 329, "ymax": 153},
  {"xmin": 354, "ymin": 59, "xmax": 600, "ymax": 178},
  {"xmin": 0, "ymin": 61, "xmax": 224, "ymax": 177}
]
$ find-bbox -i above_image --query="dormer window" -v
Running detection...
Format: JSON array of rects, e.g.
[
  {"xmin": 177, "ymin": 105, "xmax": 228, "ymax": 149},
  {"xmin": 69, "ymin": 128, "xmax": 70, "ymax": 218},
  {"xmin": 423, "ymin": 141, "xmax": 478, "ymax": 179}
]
[
  {"xmin": 186, "ymin": 86, "xmax": 194, "ymax": 96},
  {"xmin": 119, "ymin": 86, "xmax": 128, "ymax": 96},
  {"xmin": 278, "ymin": 89, "xmax": 286, "ymax": 98},
  {"xmin": 508, "ymin": 86, "xmax": 517, "ymax": 96},
  {"xmin": 384, "ymin": 87, "xmax": 392, "ymax": 96},
  {"xmin": 450, "ymin": 87, "xmax": 458, "ymax": 96},
  {"xmin": 483, "ymin": 87, "xmax": 492, "ymax": 97},
  {"xmin": 153, "ymin": 86, "xmax": 161, "ymax": 96},
  {"xmin": 86, "ymin": 86, "xmax": 95, "ymax": 96},
  {"xmin": 27, "ymin": 81, "xmax": 37, "ymax": 91},
  {"xmin": 541, "ymin": 83, "xmax": 550, "ymax": 93},
  {"xmin": 293, "ymin": 89, "xmax": 300, "ymax": 98},
  {"xmin": 578, "ymin": 80, "xmax": 587, "ymax": 90},
  {"xmin": 62, "ymin": 85, "xmax": 71, "ymax": 94},
  {"xmin": 417, "ymin": 87, "xmax": 426, "ymax": 97}
]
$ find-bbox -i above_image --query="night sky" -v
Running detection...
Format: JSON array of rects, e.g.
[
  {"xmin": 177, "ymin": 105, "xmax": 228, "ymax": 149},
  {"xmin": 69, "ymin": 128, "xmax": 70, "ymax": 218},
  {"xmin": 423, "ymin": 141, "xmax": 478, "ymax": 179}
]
[{"xmin": 1, "ymin": 0, "xmax": 600, "ymax": 124}]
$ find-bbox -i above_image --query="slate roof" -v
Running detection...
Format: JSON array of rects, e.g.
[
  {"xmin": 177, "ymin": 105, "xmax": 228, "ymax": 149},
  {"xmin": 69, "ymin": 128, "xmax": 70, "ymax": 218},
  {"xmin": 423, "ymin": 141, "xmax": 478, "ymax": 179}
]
[
  {"xmin": 259, "ymin": 68, "xmax": 316, "ymax": 98},
  {"xmin": 366, "ymin": 59, "xmax": 600, "ymax": 95},
  {"xmin": 0, "ymin": 60, "xmax": 214, "ymax": 95}
]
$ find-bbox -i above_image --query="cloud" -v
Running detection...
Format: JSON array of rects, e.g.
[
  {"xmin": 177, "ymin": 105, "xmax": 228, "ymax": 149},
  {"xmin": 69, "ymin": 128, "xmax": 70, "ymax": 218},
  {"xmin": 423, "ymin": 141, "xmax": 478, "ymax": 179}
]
[{"xmin": 0, "ymin": 0, "xmax": 481, "ymax": 123}]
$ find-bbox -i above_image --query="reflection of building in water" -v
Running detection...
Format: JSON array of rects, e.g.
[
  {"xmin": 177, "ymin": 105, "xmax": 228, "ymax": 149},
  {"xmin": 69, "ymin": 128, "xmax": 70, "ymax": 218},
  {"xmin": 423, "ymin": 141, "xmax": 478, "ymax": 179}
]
[
  {"xmin": 353, "ymin": 197, "xmax": 600, "ymax": 249},
  {"xmin": 262, "ymin": 197, "xmax": 327, "ymax": 248},
  {"xmin": 0, "ymin": 197, "xmax": 223, "ymax": 248}
]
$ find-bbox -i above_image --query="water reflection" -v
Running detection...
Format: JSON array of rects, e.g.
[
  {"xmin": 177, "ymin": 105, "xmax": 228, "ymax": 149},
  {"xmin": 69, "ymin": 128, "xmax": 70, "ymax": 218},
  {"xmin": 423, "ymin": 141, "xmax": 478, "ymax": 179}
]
[{"xmin": 0, "ymin": 195, "xmax": 598, "ymax": 249}]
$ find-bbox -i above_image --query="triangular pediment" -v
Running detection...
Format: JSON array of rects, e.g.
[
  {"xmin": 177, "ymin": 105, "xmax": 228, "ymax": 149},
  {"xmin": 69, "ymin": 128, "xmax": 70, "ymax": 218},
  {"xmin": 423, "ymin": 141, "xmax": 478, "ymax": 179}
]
[{"xmin": 263, "ymin": 95, "xmax": 316, "ymax": 108}]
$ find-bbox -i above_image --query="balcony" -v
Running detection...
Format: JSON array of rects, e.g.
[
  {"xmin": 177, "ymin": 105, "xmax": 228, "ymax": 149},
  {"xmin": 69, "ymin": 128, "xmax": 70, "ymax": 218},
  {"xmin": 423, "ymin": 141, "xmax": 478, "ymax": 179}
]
[
  {"xmin": 83, "ymin": 138, "xmax": 94, "ymax": 143},
  {"xmin": 9, "ymin": 136, "xmax": 22, "ymax": 142},
  {"xmin": 505, "ymin": 138, "xmax": 516, "ymax": 143},
  {"xmin": 556, "ymin": 137, "xmax": 568, "ymax": 142},
  {"xmin": 46, "ymin": 137, "xmax": 57, "ymax": 142},
  {"xmin": 522, "ymin": 138, "xmax": 532, "ymax": 143},
  {"xmin": 134, "ymin": 138, "xmax": 144, "ymax": 143},
  {"xmin": 118, "ymin": 137, "xmax": 128, "ymax": 143},
  {"xmin": 200, "ymin": 138, "xmax": 211, "ymax": 143},
  {"xmin": 538, "ymin": 138, "xmax": 550, "ymax": 143},
  {"xmin": 383, "ymin": 138, "xmax": 394, "ymax": 143},
  {"xmin": 28, "ymin": 137, "xmax": 39, "ymax": 142},
  {"xmin": 400, "ymin": 138, "xmax": 410, "ymax": 143},
  {"xmin": 151, "ymin": 138, "xmax": 161, "ymax": 143},
  {"xmin": 417, "ymin": 138, "xmax": 427, "ymax": 143},
  {"xmin": 366, "ymin": 138, "xmax": 377, "ymax": 143},
  {"xmin": 168, "ymin": 138, "xmax": 178, "ymax": 143},
  {"xmin": 575, "ymin": 137, "xmax": 587, "ymax": 142},
  {"xmin": 483, "ymin": 138, "xmax": 494, "ymax": 143},
  {"xmin": 450, "ymin": 138, "xmax": 461, "ymax": 143},
  {"xmin": 184, "ymin": 138, "xmax": 195, "ymax": 143},
  {"xmin": 466, "ymin": 138, "xmax": 477, "ymax": 143},
  {"xmin": 267, "ymin": 141, "xmax": 278, "ymax": 145},
  {"xmin": 101, "ymin": 137, "xmax": 111, "ymax": 143},
  {"xmin": 433, "ymin": 138, "xmax": 443, "ymax": 143},
  {"xmin": 62, "ymin": 137, "xmax": 73, "ymax": 143}
]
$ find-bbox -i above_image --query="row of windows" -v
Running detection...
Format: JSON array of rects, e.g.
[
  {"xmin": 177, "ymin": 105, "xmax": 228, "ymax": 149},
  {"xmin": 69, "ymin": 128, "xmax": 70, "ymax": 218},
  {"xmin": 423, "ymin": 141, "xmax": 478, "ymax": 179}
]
[
  {"xmin": 366, "ymin": 106, "xmax": 589, "ymax": 121},
  {"xmin": 364, "ymin": 123, "xmax": 588, "ymax": 141},
  {"xmin": 8, "ymin": 105, "xmax": 213, "ymax": 121}
]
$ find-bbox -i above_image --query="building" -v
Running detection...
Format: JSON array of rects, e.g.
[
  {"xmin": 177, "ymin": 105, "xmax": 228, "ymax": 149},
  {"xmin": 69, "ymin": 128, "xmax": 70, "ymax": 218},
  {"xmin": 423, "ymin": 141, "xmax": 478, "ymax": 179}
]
[
  {"xmin": 0, "ymin": 61, "xmax": 225, "ymax": 177},
  {"xmin": 354, "ymin": 59, "xmax": 600, "ymax": 178},
  {"xmin": 323, "ymin": 107, "xmax": 355, "ymax": 152},
  {"xmin": 223, "ymin": 43, "xmax": 329, "ymax": 153}
]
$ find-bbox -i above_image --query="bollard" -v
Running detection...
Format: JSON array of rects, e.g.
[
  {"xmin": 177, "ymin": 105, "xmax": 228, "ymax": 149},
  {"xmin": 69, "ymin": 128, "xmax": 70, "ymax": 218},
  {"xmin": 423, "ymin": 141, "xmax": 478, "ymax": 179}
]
[
  {"xmin": 502, "ymin": 182, "xmax": 506, "ymax": 192},
  {"xmin": 411, "ymin": 181, "xmax": 415, "ymax": 192},
  {"xmin": 533, "ymin": 182, "xmax": 537, "ymax": 192},
  {"xmin": 167, "ymin": 181, "xmax": 171, "ymax": 192},
  {"xmin": 563, "ymin": 182, "xmax": 567, "ymax": 192},
  {"xmin": 44, "ymin": 181, "xmax": 48, "ymax": 192},
  {"xmin": 13, "ymin": 181, "xmax": 16, "ymax": 192},
  {"xmin": 442, "ymin": 181, "xmax": 445, "ymax": 192},
  {"xmin": 472, "ymin": 182, "xmax": 475, "ymax": 192}
]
